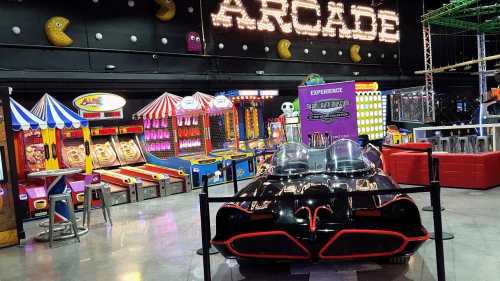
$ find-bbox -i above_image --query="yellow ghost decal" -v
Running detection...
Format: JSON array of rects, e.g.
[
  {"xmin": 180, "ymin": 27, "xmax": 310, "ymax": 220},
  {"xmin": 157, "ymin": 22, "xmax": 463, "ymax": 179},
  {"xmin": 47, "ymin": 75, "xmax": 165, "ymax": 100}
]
[
  {"xmin": 350, "ymin": 44, "xmax": 362, "ymax": 63},
  {"xmin": 155, "ymin": 0, "xmax": 176, "ymax": 22},
  {"xmin": 277, "ymin": 39, "xmax": 292, "ymax": 60},
  {"xmin": 45, "ymin": 16, "xmax": 73, "ymax": 47}
]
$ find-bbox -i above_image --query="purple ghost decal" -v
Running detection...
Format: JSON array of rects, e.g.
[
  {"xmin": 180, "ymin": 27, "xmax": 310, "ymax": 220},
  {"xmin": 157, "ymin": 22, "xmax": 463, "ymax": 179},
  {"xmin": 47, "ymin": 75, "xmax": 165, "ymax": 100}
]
[{"xmin": 186, "ymin": 31, "xmax": 202, "ymax": 53}]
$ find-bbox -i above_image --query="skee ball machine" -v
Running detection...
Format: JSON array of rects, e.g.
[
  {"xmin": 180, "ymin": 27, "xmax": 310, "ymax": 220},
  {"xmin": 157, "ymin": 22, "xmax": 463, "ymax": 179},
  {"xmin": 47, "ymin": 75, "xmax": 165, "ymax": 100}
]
[
  {"xmin": 89, "ymin": 127, "xmax": 138, "ymax": 205},
  {"xmin": 161, "ymin": 94, "xmax": 224, "ymax": 189},
  {"xmin": 207, "ymin": 95, "xmax": 255, "ymax": 181},
  {"xmin": 10, "ymin": 98, "xmax": 50, "ymax": 219},
  {"xmin": 0, "ymin": 89, "xmax": 24, "ymax": 247},
  {"xmin": 135, "ymin": 92, "xmax": 191, "ymax": 193}
]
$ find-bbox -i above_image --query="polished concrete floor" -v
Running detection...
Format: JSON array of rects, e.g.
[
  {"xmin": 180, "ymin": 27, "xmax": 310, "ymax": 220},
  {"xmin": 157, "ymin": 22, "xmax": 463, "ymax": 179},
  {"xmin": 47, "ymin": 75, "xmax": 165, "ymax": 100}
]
[{"xmin": 1, "ymin": 181, "xmax": 500, "ymax": 281}]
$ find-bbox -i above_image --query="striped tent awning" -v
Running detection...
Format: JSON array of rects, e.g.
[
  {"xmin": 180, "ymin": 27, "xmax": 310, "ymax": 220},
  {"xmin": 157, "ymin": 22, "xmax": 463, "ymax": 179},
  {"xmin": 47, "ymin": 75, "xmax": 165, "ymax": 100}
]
[
  {"xmin": 10, "ymin": 98, "xmax": 47, "ymax": 131},
  {"xmin": 208, "ymin": 95, "xmax": 233, "ymax": 114},
  {"xmin": 192, "ymin": 92, "xmax": 214, "ymax": 110},
  {"xmin": 133, "ymin": 92, "xmax": 182, "ymax": 120},
  {"xmin": 31, "ymin": 93, "xmax": 89, "ymax": 129}
]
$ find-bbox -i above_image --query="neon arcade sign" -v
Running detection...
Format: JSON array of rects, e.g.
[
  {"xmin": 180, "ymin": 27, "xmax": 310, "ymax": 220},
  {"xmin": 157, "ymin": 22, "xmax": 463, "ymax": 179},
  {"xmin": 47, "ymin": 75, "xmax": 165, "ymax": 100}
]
[{"xmin": 211, "ymin": 0, "xmax": 399, "ymax": 43}]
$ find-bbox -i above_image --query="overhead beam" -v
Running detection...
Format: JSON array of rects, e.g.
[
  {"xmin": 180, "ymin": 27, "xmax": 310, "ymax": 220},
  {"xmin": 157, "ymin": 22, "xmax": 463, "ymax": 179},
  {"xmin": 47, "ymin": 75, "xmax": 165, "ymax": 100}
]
[
  {"xmin": 452, "ymin": 4, "xmax": 500, "ymax": 18},
  {"xmin": 422, "ymin": 0, "xmax": 479, "ymax": 23},
  {"xmin": 427, "ymin": 17, "xmax": 479, "ymax": 31},
  {"xmin": 415, "ymin": 53, "xmax": 500, "ymax": 74}
]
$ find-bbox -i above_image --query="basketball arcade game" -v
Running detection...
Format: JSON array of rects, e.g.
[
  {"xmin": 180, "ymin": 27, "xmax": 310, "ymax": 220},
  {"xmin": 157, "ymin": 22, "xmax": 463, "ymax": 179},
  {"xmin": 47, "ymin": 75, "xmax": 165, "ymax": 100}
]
[
  {"xmin": 224, "ymin": 90, "xmax": 277, "ymax": 150},
  {"xmin": 206, "ymin": 94, "xmax": 255, "ymax": 181}
]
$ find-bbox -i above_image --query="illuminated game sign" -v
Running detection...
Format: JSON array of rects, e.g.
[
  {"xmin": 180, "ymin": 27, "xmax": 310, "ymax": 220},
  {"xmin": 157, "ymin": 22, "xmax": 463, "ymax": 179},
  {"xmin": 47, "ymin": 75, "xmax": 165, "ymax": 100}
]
[
  {"xmin": 211, "ymin": 0, "xmax": 399, "ymax": 43},
  {"xmin": 73, "ymin": 93, "xmax": 126, "ymax": 120}
]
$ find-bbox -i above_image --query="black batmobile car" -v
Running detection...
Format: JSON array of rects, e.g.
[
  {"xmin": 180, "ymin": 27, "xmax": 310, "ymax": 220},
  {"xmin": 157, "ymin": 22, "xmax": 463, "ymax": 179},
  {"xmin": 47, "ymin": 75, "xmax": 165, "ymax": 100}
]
[{"xmin": 212, "ymin": 140, "xmax": 428, "ymax": 264}]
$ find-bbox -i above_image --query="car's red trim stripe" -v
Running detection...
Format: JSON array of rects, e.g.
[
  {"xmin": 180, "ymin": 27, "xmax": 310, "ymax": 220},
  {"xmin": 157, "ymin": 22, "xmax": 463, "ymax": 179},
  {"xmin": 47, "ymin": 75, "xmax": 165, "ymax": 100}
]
[
  {"xmin": 212, "ymin": 230, "xmax": 312, "ymax": 260},
  {"xmin": 318, "ymin": 229, "xmax": 428, "ymax": 260}
]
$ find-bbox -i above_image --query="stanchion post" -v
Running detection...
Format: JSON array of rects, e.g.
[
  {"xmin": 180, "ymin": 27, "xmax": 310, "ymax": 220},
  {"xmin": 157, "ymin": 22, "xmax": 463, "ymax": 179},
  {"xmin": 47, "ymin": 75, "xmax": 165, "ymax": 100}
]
[
  {"xmin": 232, "ymin": 160, "xmax": 238, "ymax": 195},
  {"xmin": 427, "ymin": 148, "xmax": 434, "ymax": 183},
  {"xmin": 430, "ymin": 180, "xmax": 446, "ymax": 281},
  {"xmin": 199, "ymin": 192, "xmax": 211, "ymax": 281},
  {"xmin": 202, "ymin": 175, "xmax": 209, "ymax": 194}
]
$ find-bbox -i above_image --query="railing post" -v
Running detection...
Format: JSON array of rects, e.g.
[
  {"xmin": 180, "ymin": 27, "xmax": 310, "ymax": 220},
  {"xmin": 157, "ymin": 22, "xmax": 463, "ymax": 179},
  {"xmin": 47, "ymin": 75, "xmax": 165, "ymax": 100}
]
[
  {"xmin": 202, "ymin": 175, "xmax": 208, "ymax": 194},
  {"xmin": 430, "ymin": 180, "xmax": 446, "ymax": 281},
  {"xmin": 232, "ymin": 160, "xmax": 238, "ymax": 195},
  {"xmin": 199, "ymin": 191, "xmax": 211, "ymax": 281}
]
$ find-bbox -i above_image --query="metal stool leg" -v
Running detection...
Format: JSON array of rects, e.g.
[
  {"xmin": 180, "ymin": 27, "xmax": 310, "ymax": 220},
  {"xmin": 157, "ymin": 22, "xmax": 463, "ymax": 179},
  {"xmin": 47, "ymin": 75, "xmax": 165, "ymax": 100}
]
[
  {"xmin": 82, "ymin": 187, "xmax": 88, "ymax": 227},
  {"xmin": 103, "ymin": 188, "xmax": 112, "ymax": 226},
  {"xmin": 97, "ymin": 189, "xmax": 107, "ymax": 223},
  {"xmin": 66, "ymin": 195, "xmax": 80, "ymax": 243},
  {"xmin": 49, "ymin": 197, "xmax": 56, "ymax": 248},
  {"xmin": 86, "ymin": 188, "xmax": 92, "ymax": 227}
]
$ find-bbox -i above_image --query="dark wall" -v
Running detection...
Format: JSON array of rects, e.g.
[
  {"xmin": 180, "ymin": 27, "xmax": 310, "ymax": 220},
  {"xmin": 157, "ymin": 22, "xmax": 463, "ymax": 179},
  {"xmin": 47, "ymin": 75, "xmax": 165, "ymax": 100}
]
[{"xmin": 0, "ymin": 0, "xmax": 494, "ymax": 123}]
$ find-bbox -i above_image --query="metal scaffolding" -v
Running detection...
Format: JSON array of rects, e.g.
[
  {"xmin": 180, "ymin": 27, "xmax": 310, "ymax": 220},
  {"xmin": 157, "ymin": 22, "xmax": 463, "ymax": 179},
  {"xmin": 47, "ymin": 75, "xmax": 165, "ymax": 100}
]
[{"xmin": 418, "ymin": 0, "xmax": 500, "ymax": 124}]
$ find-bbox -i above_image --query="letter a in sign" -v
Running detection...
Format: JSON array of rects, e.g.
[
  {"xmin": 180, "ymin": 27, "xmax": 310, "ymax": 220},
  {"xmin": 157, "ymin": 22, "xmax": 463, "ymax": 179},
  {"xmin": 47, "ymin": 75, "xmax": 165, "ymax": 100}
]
[{"xmin": 211, "ymin": 0, "xmax": 256, "ymax": 30}]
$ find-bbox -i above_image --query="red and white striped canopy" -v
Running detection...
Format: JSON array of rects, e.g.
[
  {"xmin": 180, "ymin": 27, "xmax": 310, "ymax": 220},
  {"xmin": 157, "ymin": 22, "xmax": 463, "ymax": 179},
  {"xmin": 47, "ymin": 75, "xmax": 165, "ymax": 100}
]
[
  {"xmin": 192, "ymin": 92, "xmax": 214, "ymax": 110},
  {"xmin": 134, "ymin": 92, "xmax": 182, "ymax": 120}
]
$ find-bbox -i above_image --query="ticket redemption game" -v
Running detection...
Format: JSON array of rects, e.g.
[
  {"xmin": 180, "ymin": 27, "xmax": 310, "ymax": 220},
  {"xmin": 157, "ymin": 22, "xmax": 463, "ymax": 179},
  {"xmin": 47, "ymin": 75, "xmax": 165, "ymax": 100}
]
[
  {"xmin": 224, "ymin": 90, "xmax": 277, "ymax": 150},
  {"xmin": 207, "ymin": 95, "xmax": 255, "ymax": 181},
  {"xmin": 355, "ymin": 82, "xmax": 387, "ymax": 142},
  {"xmin": 88, "ymin": 127, "xmax": 139, "ymax": 205},
  {"xmin": 74, "ymin": 92, "xmax": 182, "ymax": 203},
  {"xmin": 0, "ymin": 89, "xmax": 25, "ymax": 247},
  {"xmin": 10, "ymin": 98, "xmax": 51, "ymax": 219},
  {"xmin": 134, "ymin": 92, "xmax": 192, "ymax": 193},
  {"xmin": 156, "ymin": 94, "xmax": 224, "ymax": 189}
]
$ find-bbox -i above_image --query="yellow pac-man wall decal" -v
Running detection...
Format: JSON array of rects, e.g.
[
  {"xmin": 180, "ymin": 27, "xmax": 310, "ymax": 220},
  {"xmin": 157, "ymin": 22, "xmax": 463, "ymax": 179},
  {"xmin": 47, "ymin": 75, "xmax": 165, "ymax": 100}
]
[
  {"xmin": 155, "ymin": 0, "xmax": 176, "ymax": 22},
  {"xmin": 277, "ymin": 39, "xmax": 292, "ymax": 60},
  {"xmin": 45, "ymin": 16, "xmax": 73, "ymax": 47},
  {"xmin": 350, "ymin": 44, "xmax": 362, "ymax": 63}
]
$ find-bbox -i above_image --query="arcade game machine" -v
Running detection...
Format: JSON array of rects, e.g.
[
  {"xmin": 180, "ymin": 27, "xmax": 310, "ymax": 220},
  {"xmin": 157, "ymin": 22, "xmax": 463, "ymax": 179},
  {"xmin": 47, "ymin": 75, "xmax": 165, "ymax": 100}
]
[
  {"xmin": 31, "ymin": 94, "xmax": 94, "ymax": 212},
  {"xmin": 225, "ymin": 90, "xmax": 278, "ymax": 173},
  {"xmin": 114, "ymin": 125, "xmax": 183, "ymax": 200},
  {"xmin": 225, "ymin": 90, "xmax": 277, "ymax": 149},
  {"xmin": 355, "ymin": 82, "xmax": 387, "ymax": 142},
  {"xmin": 0, "ymin": 89, "xmax": 24, "ymax": 247},
  {"xmin": 147, "ymin": 93, "xmax": 224, "ymax": 189},
  {"xmin": 89, "ymin": 127, "xmax": 139, "ymax": 205},
  {"xmin": 76, "ymin": 93, "xmax": 185, "ymax": 202},
  {"xmin": 207, "ymin": 94, "xmax": 255, "ymax": 181},
  {"xmin": 10, "ymin": 98, "xmax": 49, "ymax": 219},
  {"xmin": 134, "ymin": 92, "xmax": 191, "ymax": 193}
]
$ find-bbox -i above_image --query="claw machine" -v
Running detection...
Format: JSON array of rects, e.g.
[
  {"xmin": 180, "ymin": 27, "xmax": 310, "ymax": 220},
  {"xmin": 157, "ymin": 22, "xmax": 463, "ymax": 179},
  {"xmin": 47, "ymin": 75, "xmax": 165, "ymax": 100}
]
[{"xmin": 207, "ymin": 95, "xmax": 255, "ymax": 181}]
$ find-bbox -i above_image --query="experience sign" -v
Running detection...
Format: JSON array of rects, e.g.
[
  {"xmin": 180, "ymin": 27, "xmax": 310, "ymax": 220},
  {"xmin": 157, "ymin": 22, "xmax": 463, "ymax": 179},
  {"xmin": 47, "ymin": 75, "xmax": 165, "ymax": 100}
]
[{"xmin": 211, "ymin": 0, "xmax": 399, "ymax": 43}]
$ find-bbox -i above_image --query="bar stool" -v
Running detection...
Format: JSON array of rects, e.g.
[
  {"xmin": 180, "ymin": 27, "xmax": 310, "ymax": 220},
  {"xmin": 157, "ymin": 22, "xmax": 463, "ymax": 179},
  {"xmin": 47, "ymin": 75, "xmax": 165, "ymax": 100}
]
[
  {"xmin": 475, "ymin": 135, "xmax": 493, "ymax": 152},
  {"xmin": 82, "ymin": 183, "xmax": 113, "ymax": 227},
  {"xmin": 455, "ymin": 136, "xmax": 473, "ymax": 153},
  {"xmin": 48, "ymin": 193, "xmax": 80, "ymax": 247},
  {"xmin": 439, "ymin": 137, "xmax": 454, "ymax": 152}
]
